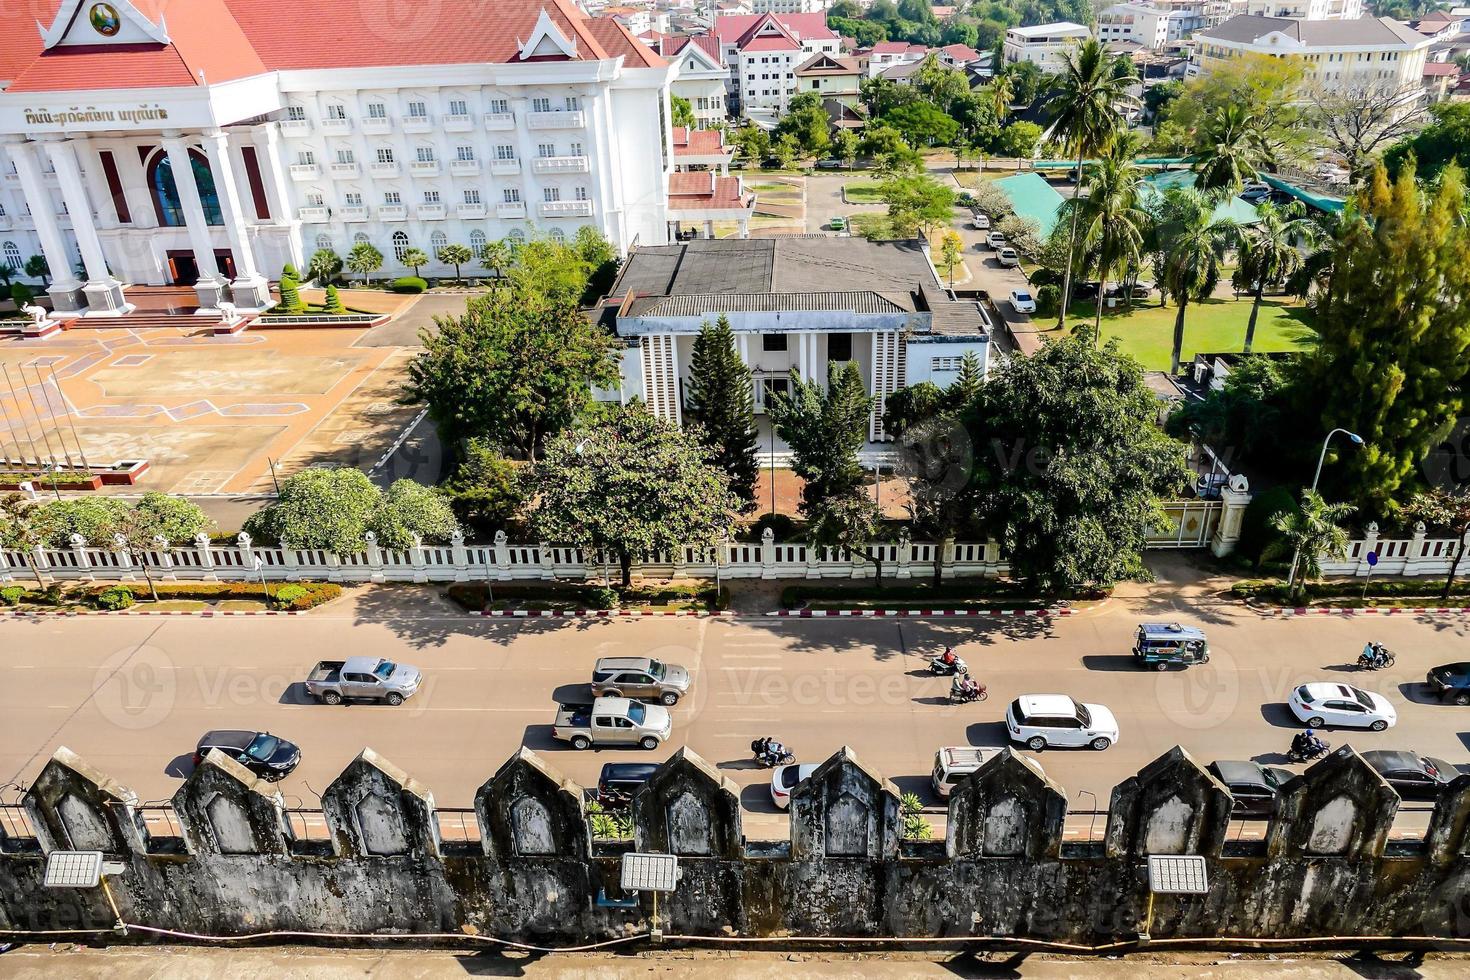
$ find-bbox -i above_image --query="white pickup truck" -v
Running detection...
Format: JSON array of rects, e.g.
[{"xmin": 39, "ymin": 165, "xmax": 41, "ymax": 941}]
[
  {"xmin": 552, "ymin": 697, "xmax": 671, "ymax": 751},
  {"xmin": 304, "ymin": 657, "xmax": 422, "ymax": 706}
]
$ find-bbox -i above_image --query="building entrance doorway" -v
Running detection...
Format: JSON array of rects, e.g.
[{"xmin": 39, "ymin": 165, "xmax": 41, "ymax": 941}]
[{"xmin": 166, "ymin": 251, "xmax": 197, "ymax": 285}]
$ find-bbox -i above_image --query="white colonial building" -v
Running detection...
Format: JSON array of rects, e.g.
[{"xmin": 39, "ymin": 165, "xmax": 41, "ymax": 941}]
[
  {"xmin": 0, "ymin": 0, "xmax": 681, "ymax": 318},
  {"xmin": 1189, "ymin": 15, "xmax": 1433, "ymax": 94},
  {"xmin": 713, "ymin": 12, "xmax": 841, "ymax": 122},
  {"xmin": 1002, "ymin": 22, "xmax": 1093, "ymax": 72}
]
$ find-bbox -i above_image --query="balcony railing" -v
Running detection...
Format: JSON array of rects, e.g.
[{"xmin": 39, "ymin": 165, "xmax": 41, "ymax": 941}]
[
  {"xmin": 489, "ymin": 158, "xmax": 520, "ymax": 176},
  {"xmin": 450, "ymin": 159, "xmax": 481, "ymax": 176},
  {"xmin": 361, "ymin": 116, "xmax": 393, "ymax": 135},
  {"xmin": 298, "ymin": 207, "xmax": 330, "ymax": 223},
  {"xmin": 496, "ymin": 202, "xmax": 526, "ymax": 219},
  {"xmin": 402, "ymin": 114, "xmax": 434, "ymax": 133},
  {"xmin": 329, "ymin": 162, "xmax": 361, "ymax": 178},
  {"xmin": 289, "ymin": 163, "xmax": 321, "ymax": 180},
  {"xmin": 531, "ymin": 155, "xmax": 589, "ymax": 174},
  {"xmin": 378, "ymin": 204, "xmax": 407, "ymax": 220},
  {"xmin": 320, "ymin": 117, "xmax": 352, "ymax": 135},
  {"xmin": 341, "ymin": 206, "xmax": 371, "ymax": 222},
  {"xmin": 410, "ymin": 160, "xmax": 441, "ymax": 176},
  {"xmin": 370, "ymin": 162, "xmax": 401, "ymax": 178},
  {"xmin": 444, "ymin": 113, "xmax": 474, "ymax": 131},
  {"xmin": 539, "ymin": 200, "xmax": 593, "ymax": 218},
  {"xmin": 484, "ymin": 111, "xmax": 516, "ymax": 130},
  {"xmin": 280, "ymin": 118, "xmax": 311, "ymax": 137},
  {"xmin": 457, "ymin": 203, "xmax": 487, "ymax": 219},
  {"xmin": 527, "ymin": 109, "xmax": 586, "ymax": 129},
  {"xmin": 417, "ymin": 203, "xmax": 446, "ymax": 220}
]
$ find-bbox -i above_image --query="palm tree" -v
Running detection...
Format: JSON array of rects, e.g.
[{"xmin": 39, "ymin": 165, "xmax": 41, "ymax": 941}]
[
  {"xmin": 1265, "ymin": 490, "xmax": 1355, "ymax": 602},
  {"xmin": 345, "ymin": 242, "xmax": 384, "ymax": 287},
  {"xmin": 401, "ymin": 247, "xmax": 429, "ymax": 279},
  {"xmin": 1055, "ymin": 135, "xmax": 1149, "ymax": 342},
  {"xmin": 1192, "ymin": 103, "xmax": 1273, "ymax": 201},
  {"xmin": 1046, "ymin": 38, "xmax": 1141, "ymax": 326},
  {"xmin": 987, "ymin": 73, "xmax": 1014, "ymax": 124},
  {"xmin": 1158, "ymin": 190, "xmax": 1237, "ymax": 375},
  {"xmin": 1236, "ymin": 202, "xmax": 1318, "ymax": 353}
]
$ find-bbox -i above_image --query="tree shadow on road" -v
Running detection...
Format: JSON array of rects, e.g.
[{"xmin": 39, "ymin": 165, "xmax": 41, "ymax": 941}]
[{"xmin": 349, "ymin": 584, "xmax": 623, "ymax": 650}]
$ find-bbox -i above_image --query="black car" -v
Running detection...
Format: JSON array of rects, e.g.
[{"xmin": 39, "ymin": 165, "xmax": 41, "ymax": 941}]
[
  {"xmin": 1427, "ymin": 662, "xmax": 1470, "ymax": 705},
  {"xmin": 193, "ymin": 730, "xmax": 301, "ymax": 781},
  {"xmin": 1361, "ymin": 750, "xmax": 1457, "ymax": 799},
  {"xmin": 1208, "ymin": 760, "xmax": 1292, "ymax": 818},
  {"xmin": 596, "ymin": 762, "xmax": 659, "ymax": 808}
]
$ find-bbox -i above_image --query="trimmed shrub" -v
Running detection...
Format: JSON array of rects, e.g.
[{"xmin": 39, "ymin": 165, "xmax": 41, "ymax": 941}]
[
  {"xmin": 276, "ymin": 273, "xmax": 305, "ymax": 314},
  {"xmin": 91, "ymin": 586, "xmax": 135, "ymax": 611},
  {"xmin": 390, "ymin": 276, "xmax": 428, "ymax": 294},
  {"xmin": 741, "ymin": 512, "xmax": 800, "ymax": 542},
  {"xmin": 322, "ymin": 284, "xmax": 347, "ymax": 314},
  {"xmin": 87, "ymin": 581, "xmax": 341, "ymax": 611},
  {"xmin": 587, "ymin": 586, "xmax": 620, "ymax": 610},
  {"xmin": 10, "ymin": 282, "xmax": 33, "ymax": 306},
  {"xmin": 282, "ymin": 263, "xmax": 300, "ymax": 280},
  {"xmin": 0, "ymin": 585, "xmax": 24, "ymax": 606},
  {"xmin": 1035, "ymin": 283, "xmax": 1061, "ymax": 316},
  {"xmin": 272, "ymin": 584, "xmax": 309, "ymax": 608}
]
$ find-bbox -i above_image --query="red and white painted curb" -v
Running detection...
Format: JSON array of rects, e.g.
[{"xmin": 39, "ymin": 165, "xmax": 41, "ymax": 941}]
[
  {"xmin": 768, "ymin": 607, "xmax": 1071, "ymax": 618},
  {"xmin": 3, "ymin": 609, "xmax": 301, "ymax": 617},
  {"xmin": 1273, "ymin": 606, "xmax": 1470, "ymax": 617},
  {"xmin": 478, "ymin": 609, "xmax": 732, "ymax": 618},
  {"xmin": 473, "ymin": 607, "xmax": 1072, "ymax": 619}
]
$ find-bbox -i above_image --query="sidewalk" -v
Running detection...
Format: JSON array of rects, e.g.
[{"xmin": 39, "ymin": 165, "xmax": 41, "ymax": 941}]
[{"xmin": 0, "ymin": 946, "xmax": 1454, "ymax": 979}]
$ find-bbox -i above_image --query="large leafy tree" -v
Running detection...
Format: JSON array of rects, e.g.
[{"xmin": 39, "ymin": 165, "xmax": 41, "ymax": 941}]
[
  {"xmin": 1046, "ymin": 38, "xmax": 1140, "ymax": 325},
  {"xmin": 371, "ymin": 480, "xmax": 461, "ymax": 551},
  {"xmin": 1054, "ymin": 136, "xmax": 1148, "ymax": 337},
  {"xmin": 1235, "ymin": 202, "xmax": 1318, "ymax": 353},
  {"xmin": 1156, "ymin": 189, "xmax": 1237, "ymax": 374},
  {"xmin": 1164, "ymin": 355, "xmax": 1295, "ymax": 469},
  {"xmin": 1303, "ymin": 162, "xmax": 1470, "ymax": 516},
  {"xmin": 877, "ymin": 173, "xmax": 955, "ymax": 237},
  {"xmin": 1384, "ymin": 102, "xmax": 1470, "ymax": 182},
  {"xmin": 769, "ymin": 362, "xmax": 887, "ymax": 582},
  {"xmin": 1409, "ymin": 489, "xmax": 1470, "ymax": 602},
  {"xmin": 959, "ymin": 335, "xmax": 1189, "ymax": 591},
  {"xmin": 403, "ymin": 290, "xmax": 619, "ymax": 460},
  {"xmin": 684, "ymin": 316, "xmax": 759, "ymax": 510},
  {"xmin": 1158, "ymin": 53, "xmax": 1304, "ymax": 160},
  {"xmin": 243, "ymin": 468, "xmax": 381, "ymax": 552},
  {"xmin": 882, "ymin": 101, "xmax": 960, "ymax": 148},
  {"xmin": 529, "ymin": 406, "xmax": 737, "ymax": 586},
  {"xmin": 1191, "ymin": 102, "xmax": 1273, "ymax": 200},
  {"xmin": 0, "ymin": 493, "xmax": 50, "ymax": 587}
]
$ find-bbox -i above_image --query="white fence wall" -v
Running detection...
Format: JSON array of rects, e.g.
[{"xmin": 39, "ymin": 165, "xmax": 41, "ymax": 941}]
[{"xmin": 1319, "ymin": 522, "xmax": 1470, "ymax": 579}]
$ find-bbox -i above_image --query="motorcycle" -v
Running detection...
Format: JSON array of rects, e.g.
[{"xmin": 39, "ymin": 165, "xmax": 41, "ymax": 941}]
[
  {"xmin": 750, "ymin": 738, "xmax": 796, "ymax": 768},
  {"xmin": 1288, "ymin": 737, "xmax": 1332, "ymax": 763},
  {"xmin": 1357, "ymin": 645, "xmax": 1396, "ymax": 671},
  {"xmin": 949, "ymin": 683, "xmax": 989, "ymax": 704},
  {"xmin": 929, "ymin": 654, "xmax": 969, "ymax": 676}
]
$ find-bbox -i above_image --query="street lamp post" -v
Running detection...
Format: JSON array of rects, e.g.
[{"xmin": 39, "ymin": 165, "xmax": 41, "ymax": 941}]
[{"xmin": 1287, "ymin": 427, "xmax": 1364, "ymax": 595}]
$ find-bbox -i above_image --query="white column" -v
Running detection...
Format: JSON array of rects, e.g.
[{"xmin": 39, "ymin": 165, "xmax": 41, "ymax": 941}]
[
  {"xmin": 737, "ymin": 331, "xmax": 749, "ymax": 367},
  {"xmin": 42, "ymin": 138, "xmax": 131, "ymax": 315},
  {"xmin": 252, "ymin": 122, "xmax": 303, "ymax": 271},
  {"xmin": 797, "ymin": 331, "xmax": 810, "ymax": 381},
  {"xmin": 202, "ymin": 129, "xmax": 271, "ymax": 310},
  {"xmin": 5, "ymin": 140, "xmax": 84, "ymax": 316},
  {"xmin": 162, "ymin": 133, "xmax": 228, "ymax": 310}
]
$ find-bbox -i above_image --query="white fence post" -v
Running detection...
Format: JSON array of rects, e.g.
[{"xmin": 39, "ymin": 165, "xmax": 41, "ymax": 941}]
[
  {"xmin": 760, "ymin": 528, "xmax": 776, "ymax": 580},
  {"xmin": 493, "ymin": 530, "xmax": 511, "ymax": 581},
  {"xmin": 151, "ymin": 535, "xmax": 175, "ymax": 580},
  {"xmin": 941, "ymin": 537, "xmax": 956, "ymax": 582},
  {"xmin": 538, "ymin": 542, "xmax": 556, "ymax": 581},
  {"xmin": 236, "ymin": 532, "xmax": 256, "ymax": 577},
  {"xmin": 411, "ymin": 534, "xmax": 428, "ymax": 584},
  {"xmin": 282, "ymin": 547, "xmax": 300, "ymax": 580},
  {"xmin": 1357, "ymin": 522, "xmax": 1380, "ymax": 578},
  {"xmin": 111, "ymin": 534, "xmax": 133, "ymax": 581},
  {"xmin": 194, "ymin": 532, "xmax": 216, "ymax": 580},
  {"xmin": 806, "ymin": 540, "xmax": 823, "ymax": 579},
  {"xmin": 896, "ymin": 529, "xmax": 912, "ymax": 580},
  {"xmin": 1406, "ymin": 522, "xmax": 1428, "ymax": 577},
  {"xmin": 67, "ymin": 534, "xmax": 91, "ymax": 581},
  {"xmin": 1210, "ymin": 476, "xmax": 1252, "ymax": 558},
  {"xmin": 450, "ymin": 530, "xmax": 469, "ymax": 582},
  {"xmin": 364, "ymin": 531, "xmax": 384, "ymax": 582}
]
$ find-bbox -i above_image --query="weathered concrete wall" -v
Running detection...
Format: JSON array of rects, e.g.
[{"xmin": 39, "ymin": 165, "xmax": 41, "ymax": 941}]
[{"xmin": 5, "ymin": 744, "xmax": 1470, "ymax": 944}]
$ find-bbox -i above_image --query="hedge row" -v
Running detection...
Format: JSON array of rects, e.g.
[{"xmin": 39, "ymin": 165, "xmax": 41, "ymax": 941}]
[
  {"xmin": 1233, "ymin": 578, "xmax": 1470, "ymax": 603},
  {"xmin": 85, "ymin": 581, "xmax": 342, "ymax": 611},
  {"xmin": 446, "ymin": 581, "xmax": 719, "ymax": 611},
  {"xmin": 780, "ymin": 581, "xmax": 1107, "ymax": 609}
]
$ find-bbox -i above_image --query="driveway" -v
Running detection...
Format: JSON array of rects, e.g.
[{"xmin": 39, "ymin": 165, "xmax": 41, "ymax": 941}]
[
  {"xmin": 802, "ymin": 171, "xmax": 885, "ymax": 234},
  {"xmin": 353, "ymin": 292, "xmax": 483, "ymax": 348}
]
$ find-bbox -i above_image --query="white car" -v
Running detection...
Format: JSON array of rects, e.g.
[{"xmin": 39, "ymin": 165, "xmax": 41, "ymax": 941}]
[
  {"xmin": 1009, "ymin": 289, "xmax": 1037, "ymax": 314},
  {"xmin": 1289, "ymin": 683, "xmax": 1396, "ymax": 731},
  {"xmin": 1006, "ymin": 695, "xmax": 1120, "ymax": 751},
  {"xmin": 770, "ymin": 763, "xmax": 818, "ymax": 809},
  {"xmin": 987, "ymin": 231, "xmax": 1007, "ymax": 249},
  {"xmin": 971, "ymin": 213, "xmax": 991, "ymax": 231},
  {"xmin": 996, "ymin": 247, "xmax": 1020, "ymax": 268}
]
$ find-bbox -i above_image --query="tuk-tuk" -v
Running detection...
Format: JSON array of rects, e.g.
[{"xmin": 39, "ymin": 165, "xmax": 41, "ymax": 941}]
[{"xmin": 1133, "ymin": 623, "xmax": 1209, "ymax": 671}]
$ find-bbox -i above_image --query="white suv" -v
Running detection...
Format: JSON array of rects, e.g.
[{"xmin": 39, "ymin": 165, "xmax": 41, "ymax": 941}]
[
  {"xmin": 1006, "ymin": 695, "xmax": 1120, "ymax": 751},
  {"xmin": 1289, "ymin": 683, "xmax": 1396, "ymax": 731}
]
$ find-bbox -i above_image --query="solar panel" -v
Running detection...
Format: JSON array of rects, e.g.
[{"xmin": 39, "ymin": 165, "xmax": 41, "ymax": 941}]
[
  {"xmin": 620, "ymin": 852, "xmax": 680, "ymax": 893},
  {"xmin": 1147, "ymin": 855, "xmax": 1209, "ymax": 895},
  {"xmin": 43, "ymin": 850, "xmax": 104, "ymax": 889}
]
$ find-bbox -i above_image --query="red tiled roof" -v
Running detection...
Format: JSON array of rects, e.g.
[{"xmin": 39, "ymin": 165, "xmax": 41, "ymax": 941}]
[
  {"xmin": 714, "ymin": 12, "xmax": 834, "ymax": 46},
  {"xmin": 940, "ymin": 43, "xmax": 981, "ymax": 61},
  {"xmin": 662, "ymin": 32, "xmax": 722, "ymax": 61},
  {"xmin": 1424, "ymin": 61, "xmax": 1460, "ymax": 75},
  {"xmin": 0, "ymin": 0, "xmax": 662, "ymax": 92},
  {"xmin": 871, "ymin": 41, "xmax": 924, "ymax": 55},
  {"xmin": 671, "ymin": 126, "xmax": 728, "ymax": 155},
  {"xmin": 668, "ymin": 172, "xmax": 751, "ymax": 211},
  {"xmin": 743, "ymin": 35, "xmax": 799, "ymax": 51}
]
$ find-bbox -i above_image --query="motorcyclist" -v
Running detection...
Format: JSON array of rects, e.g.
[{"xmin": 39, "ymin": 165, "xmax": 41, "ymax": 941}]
[
  {"xmin": 950, "ymin": 674, "xmax": 966, "ymax": 699},
  {"xmin": 940, "ymin": 647, "xmax": 957, "ymax": 667},
  {"xmin": 764, "ymin": 739, "xmax": 787, "ymax": 765},
  {"xmin": 1292, "ymin": 729, "xmax": 1325, "ymax": 759}
]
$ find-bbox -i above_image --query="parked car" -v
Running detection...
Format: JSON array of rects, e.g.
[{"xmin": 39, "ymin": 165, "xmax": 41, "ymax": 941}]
[
  {"xmin": 1073, "ymin": 281, "xmax": 1102, "ymax": 301},
  {"xmin": 829, "ymin": 216, "xmax": 847, "ymax": 232},
  {"xmin": 1005, "ymin": 695, "xmax": 1119, "ymax": 751},
  {"xmin": 1361, "ymin": 750, "xmax": 1458, "ymax": 799},
  {"xmin": 1104, "ymin": 280, "xmax": 1153, "ymax": 300},
  {"xmin": 971, "ymin": 212, "xmax": 991, "ymax": 231},
  {"xmin": 590, "ymin": 657, "xmax": 691, "ymax": 706},
  {"xmin": 193, "ymin": 730, "xmax": 301, "ymax": 781},
  {"xmin": 1426, "ymin": 663, "xmax": 1470, "ymax": 705},
  {"xmin": 1241, "ymin": 180, "xmax": 1270, "ymax": 196},
  {"xmin": 996, "ymin": 247, "xmax": 1020, "ymax": 268},
  {"xmin": 597, "ymin": 762, "xmax": 660, "ymax": 808},
  {"xmin": 770, "ymin": 763, "xmax": 819, "ymax": 809},
  {"xmin": 931, "ymin": 746, "xmax": 1007, "ymax": 798},
  {"xmin": 1240, "ymin": 188, "xmax": 1271, "ymax": 205},
  {"xmin": 1133, "ymin": 622, "xmax": 1210, "ymax": 671},
  {"xmin": 815, "ymin": 159, "xmax": 844, "ymax": 169},
  {"xmin": 1207, "ymin": 760, "xmax": 1291, "ymax": 818},
  {"xmin": 987, "ymin": 231, "xmax": 1006, "ymax": 249},
  {"xmin": 1289, "ymin": 682, "xmax": 1396, "ymax": 731},
  {"xmin": 305, "ymin": 657, "xmax": 422, "ymax": 706},
  {"xmin": 552, "ymin": 697, "xmax": 671, "ymax": 750},
  {"xmin": 1009, "ymin": 289, "xmax": 1037, "ymax": 314}
]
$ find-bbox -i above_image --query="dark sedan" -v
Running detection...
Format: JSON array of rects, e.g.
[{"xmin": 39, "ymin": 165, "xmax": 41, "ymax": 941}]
[
  {"xmin": 1427, "ymin": 663, "xmax": 1470, "ymax": 705},
  {"xmin": 1362, "ymin": 750, "xmax": 1457, "ymax": 800},
  {"xmin": 193, "ymin": 730, "xmax": 301, "ymax": 781},
  {"xmin": 1208, "ymin": 760, "xmax": 1292, "ymax": 818}
]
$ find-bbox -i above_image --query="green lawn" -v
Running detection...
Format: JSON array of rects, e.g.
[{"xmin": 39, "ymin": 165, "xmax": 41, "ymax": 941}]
[
  {"xmin": 843, "ymin": 182, "xmax": 884, "ymax": 203},
  {"xmin": 1084, "ymin": 297, "xmax": 1316, "ymax": 371}
]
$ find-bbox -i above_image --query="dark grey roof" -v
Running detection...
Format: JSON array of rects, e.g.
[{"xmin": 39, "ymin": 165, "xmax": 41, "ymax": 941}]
[
  {"xmin": 1201, "ymin": 14, "xmax": 1428, "ymax": 47},
  {"xmin": 630, "ymin": 291, "xmax": 910, "ymax": 316}
]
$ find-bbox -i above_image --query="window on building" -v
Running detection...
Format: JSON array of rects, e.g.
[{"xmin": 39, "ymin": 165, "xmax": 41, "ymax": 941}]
[
  {"xmin": 760, "ymin": 376, "xmax": 790, "ymax": 404},
  {"xmin": 544, "ymin": 187, "xmax": 561, "ymax": 202},
  {"xmin": 344, "ymin": 192, "xmax": 363, "ymax": 207},
  {"xmin": 407, "ymin": 101, "xmax": 428, "ymax": 118},
  {"xmin": 449, "ymin": 99, "xmax": 468, "ymax": 116},
  {"xmin": 508, "ymin": 228, "xmax": 526, "ymax": 249},
  {"xmin": 286, "ymin": 105, "xmax": 306, "ymax": 121},
  {"xmin": 564, "ymin": 96, "xmax": 580, "ymax": 111},
  {"xmin": 430, "ymin": 231, "xmax": 448, "ymax": 251},
  {"xmin": 367, "ymin": 102, "xmax": 387, "ymax": 119},
  {"xmin": 570, "ymin": 141, "xmax": 583, "ymax": 157},
  {"xmin": 532, "ymin": 97, "xmax": 552, "ymax": 113},
  {"xmin": 336, "ymin": 149, "xmax": 355, "ymax": 164},
  {"xmin": 489, "ymin": 98, "xmax": 509, "ymax": 114},
  {"xmin": 326, "ymin": 104, "xmax": 347, "ymax": 120},
  {"xmin": 2, "ymin": 241, "xmax": 20, "ymax": 268},
  {"xmin": 470, "ymin": 230, "xmax": 487, "ymax": 252},
  {"xmin": 297, "ymin": 151, "xmax": 315, "ymax": 165},
  {"xmin": 392, "ymin": 231, "xmax": 411, "ymax": 261},
  {"xmin": 376, "ymin": 148, "xmax": 395, "ymax": 164},
  {"xmin": 575, "ymin": 186, "xmax": 589, "ymax": 201},
  {"xmin": 416, "ymin": 146, "xmax": 435, "ymax": 163},
  {"xmin": 306, "ymin": 193, "xmax": 325, "ymax": 207},
  {"xmin": 495, "ymin": 144, "xmax": 516, "ymax": 160},
  {"xmin": 762, "ymin": 333, "xmax": 787, "ymax": 352},
  {"xmin": 537, "ymin": 143, "xmax": 555, "ymax": 158},
  {"xmin": 550, "ymin": 228, "xmax": 566, "ymax": 243},
  {"xmin": 384, "ymin": 191, "xmax": 401, "ymax": 205},
  {"xmin": 353, "ymin": 231, "xmax": 370, "ymax": 245},
  {"xmin": 464, "ymin": 189, "xmax": 481, "ymax": 204},
  {"xmin": 423, "ymin": 190, "xmax": 441, "ymax": 204},
  {"xmin": 827, "ymin": 333, "xmax": 852, "ymax": 362},
  {"xmin": 316, "ymin": 233, "xmax": 334, "ymax": 251},
  {"xmin": 503, "ymin": 188, "xmax": 521, "ymax": 203},
  {"xmin": 456, "ymin": 145, "xmax": 475, "ymax": 162}
]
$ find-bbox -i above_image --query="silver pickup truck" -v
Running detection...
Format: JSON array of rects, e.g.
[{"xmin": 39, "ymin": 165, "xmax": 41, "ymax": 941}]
[
  {"xmin": 305, "ymin": 657, "xmax": 422, "ymax": 706},
  {"xmin": 552, "ymin": 697, "xmax": 671, "ymax": 751}
]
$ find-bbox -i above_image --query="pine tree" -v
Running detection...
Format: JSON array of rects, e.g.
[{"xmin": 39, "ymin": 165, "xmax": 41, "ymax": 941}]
[
  {"xmin": 277, "ymin": 272, "xmax": 305, "ymax": 314},
  {"xmin": 1305, "ymin": 162, "xmax": 1470, "ymax": 516},
  {"xmin": 684, "ymin": 316, "xmax": 759, "ymax": 510},
  {"xmin": 949, "ymin": 351, "xmax": 985, "ymax": 407},
  {"xmin": 323, "ymin": 284, "xmax": 346, "ymax": 314}
]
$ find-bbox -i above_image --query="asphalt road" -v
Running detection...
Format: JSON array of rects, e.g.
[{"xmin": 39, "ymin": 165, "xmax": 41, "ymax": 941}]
[{"xmin": 3, "ymin": 581, "xmax": 1467, "ymax": 839}]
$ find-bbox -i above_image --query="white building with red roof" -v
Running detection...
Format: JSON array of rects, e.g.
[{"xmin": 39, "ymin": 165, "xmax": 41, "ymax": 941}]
[
  {"xmin": 713, "ymin": 12, "xmax": 841, "ymax": 121},
  {"xmin": 0, "ymin": 0, "xmax": 677, "ymax": 318},
  {"xmin": 658, "ymin": 35, "xmax": 730, "ymax": 126}
]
